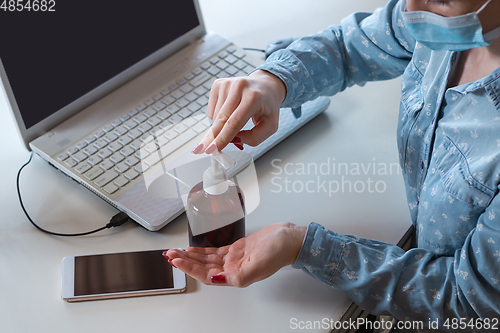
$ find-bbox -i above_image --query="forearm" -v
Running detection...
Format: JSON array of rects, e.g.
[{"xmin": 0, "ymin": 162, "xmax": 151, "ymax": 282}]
[
  {"xmin": 292, "ymin": 222, "xmax": 500, "ymax": 329},
  {"xmin": 254, "ymin": 0, "xmax": 414, "ymax": 108}
]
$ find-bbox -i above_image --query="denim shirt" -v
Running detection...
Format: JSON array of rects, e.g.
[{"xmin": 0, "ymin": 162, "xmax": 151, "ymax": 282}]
[{"xmin": 256, "ymin": 0, "xmax": 500, "ymax": 330}]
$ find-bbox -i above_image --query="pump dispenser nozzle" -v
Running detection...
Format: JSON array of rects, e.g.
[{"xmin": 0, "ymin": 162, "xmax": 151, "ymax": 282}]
[{"xmin": 203, "ymin": 153, "xmax": 230, "ymax": 195}]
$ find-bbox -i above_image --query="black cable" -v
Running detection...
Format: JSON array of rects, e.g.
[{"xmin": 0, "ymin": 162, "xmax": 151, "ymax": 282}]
[
  {"xmin": 243, "ymin": 47, "xmax": 265, "ymax": 53},
  {"xmin": 17, "ymin": 152, "xmax": 130, "ymax": 236}
]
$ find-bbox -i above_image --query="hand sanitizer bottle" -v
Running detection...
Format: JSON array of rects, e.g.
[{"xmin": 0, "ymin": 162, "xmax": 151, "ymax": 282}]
[{"xmin": 187, "ymin": 153, "xmax": 245, "ymax": 248}]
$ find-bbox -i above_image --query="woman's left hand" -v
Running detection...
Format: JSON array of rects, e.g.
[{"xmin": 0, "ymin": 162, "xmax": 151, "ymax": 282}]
[{"xmin": 164, "ymin": 223, "xmax": 307, "ymax": 287}]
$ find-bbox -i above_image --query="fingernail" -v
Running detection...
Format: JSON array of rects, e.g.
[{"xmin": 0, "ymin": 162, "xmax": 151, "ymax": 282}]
[
  {"xmin": 230, "ymin": 136, "xmax": 242, "ymax": 143},
  {"xmin": 162, "ymin": 251, "xmax": 169, "ymax": 260},
  {"xmin": 168, "ymin": 259, "xmax": 177, "ymax": 268},
  {"xmin": 204, "ymin": 143, "xmax": 217, "ymax": 154},
  {"xmin": 234, "ymin": 143, "xmax": 244, "ymax": 151},
  {"xmin": 211, "ymin": 275, "xmax": 226, "ymax": 284},
  {"xmin": 191, "ymin": 143, "xmax": 204, "ymax": 154}
]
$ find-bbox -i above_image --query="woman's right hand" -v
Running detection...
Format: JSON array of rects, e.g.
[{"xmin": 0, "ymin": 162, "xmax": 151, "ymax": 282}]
[{"xmin": 191, "ymin": 69, "xmax": 287, "ymax": 154}]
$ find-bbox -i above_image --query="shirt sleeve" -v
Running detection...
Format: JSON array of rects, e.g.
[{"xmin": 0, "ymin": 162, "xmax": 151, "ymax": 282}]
[
  {"xmin": 254, "ymin": 0, "xmax": 415, "ymax": 108},
  {"xmin": 293, "ymin": 191, "xmax": 500, "ymax": 328}
]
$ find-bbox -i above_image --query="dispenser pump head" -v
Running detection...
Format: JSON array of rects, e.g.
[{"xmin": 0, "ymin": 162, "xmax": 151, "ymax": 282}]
[{"xmin": 203, "ymin": 153, "xmax": 230, "ymax": 195}]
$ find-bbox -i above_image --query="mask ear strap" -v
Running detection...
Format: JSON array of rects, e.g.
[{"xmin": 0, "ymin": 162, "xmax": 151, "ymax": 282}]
[
  {"xmin": 484, "ymin": 25, "xmax": 500, "ymax": 43},
  {"xmin": 400, "ymin": 0, "xmax": 408, "ymax": 12},
  {"xmin": 477, "ymin": 0, "xmax": 492, "ymax": 14}
]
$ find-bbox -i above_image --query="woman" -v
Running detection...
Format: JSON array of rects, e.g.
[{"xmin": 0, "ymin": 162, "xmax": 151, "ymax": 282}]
[{"xmin": 165, "ymin": 0, "xmax": 500, "ymax": 330}]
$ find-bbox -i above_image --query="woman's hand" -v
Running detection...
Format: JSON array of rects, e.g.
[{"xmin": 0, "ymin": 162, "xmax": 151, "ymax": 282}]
[
  {"xmin": 191, "ymin": 70, "xmax": 287, "ymax": 154},
  {"xmin": 164, "ymin": 223, "xmax": 307, "ymax": 287}
]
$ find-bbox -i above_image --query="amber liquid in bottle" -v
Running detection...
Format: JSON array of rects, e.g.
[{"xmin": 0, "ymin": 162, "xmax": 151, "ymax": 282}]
[{"xmin": 187, "ymin": 181, "xmax": 245, "ymax": 248}]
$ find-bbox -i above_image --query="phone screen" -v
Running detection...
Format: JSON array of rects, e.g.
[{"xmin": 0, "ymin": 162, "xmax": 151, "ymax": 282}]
[{"xmin": 74, "ymin": 250, "xmax": 173, "ymax": 296}]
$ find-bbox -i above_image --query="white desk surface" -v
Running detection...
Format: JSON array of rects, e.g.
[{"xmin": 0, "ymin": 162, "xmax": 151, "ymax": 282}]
[{"xmin": 0, "ymin": 1, "xmax": 411, "ymax": 332}]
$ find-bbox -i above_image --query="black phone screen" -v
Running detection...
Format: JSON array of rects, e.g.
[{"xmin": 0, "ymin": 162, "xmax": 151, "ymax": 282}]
[{"xmin": 74, "ymin": 250, "xmax": 173, "ymax": 296}]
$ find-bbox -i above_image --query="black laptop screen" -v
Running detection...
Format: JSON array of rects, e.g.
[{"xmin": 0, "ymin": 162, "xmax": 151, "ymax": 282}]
[{"xmin": 0, "ymin": 0, "xmax": 200, "ymax": 129}]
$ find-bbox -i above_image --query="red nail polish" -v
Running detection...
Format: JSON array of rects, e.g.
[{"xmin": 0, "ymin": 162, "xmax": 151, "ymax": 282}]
[
  {"xmin": 211, "ymin": 275, "xmax": 226, "ymax": 284},
  {"xmin": 234, "ymin": 143, "xmax": 244, "ymax": 150},
  {"xmin": 230, "ymin": 136, "xmax": 242, "ymax": 143},
  {"xmin": 168, "ymin": 259, "xmax": 177, "ymax": 268},
  {"xmin": 162, "ymin": 251, "xmax": 169, "ymax": 260}
]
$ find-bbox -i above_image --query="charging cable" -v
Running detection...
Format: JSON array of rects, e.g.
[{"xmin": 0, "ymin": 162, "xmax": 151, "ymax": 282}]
[{"xmin": 16, "ymin": 152, "xmax": 130, "ymax": 236}]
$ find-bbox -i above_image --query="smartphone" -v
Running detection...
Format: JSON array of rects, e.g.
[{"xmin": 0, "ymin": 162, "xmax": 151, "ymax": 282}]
[{"xmin": 61, "ymin": 249, "xmax": 186, "ymax": 302}]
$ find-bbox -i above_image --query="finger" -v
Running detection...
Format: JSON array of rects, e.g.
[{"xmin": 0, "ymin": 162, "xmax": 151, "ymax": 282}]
[
  {"xmin": 167, "ymin": 252, "xmax": 223, "ymax": 279},
  {"xmin": 183, "ymin": 251, "xmax": 225, "ymax": 266},
  {"xmin": 209, "ymin": 265, "xmax": 258, "ymax": 287},
  {"xmin": 203, "ymin": 91, "xmax": 245, "ymax": 153},
  {"xmin": 210, "ymin": 81, "xmax": 230, "ymax": 121},
  {"xmin": 216, "ymin": 104, "xmax": 279, "ymax": 149},
  {"xmin": 166, "ymin": 249, "xmax": 203, "ymax": 262},
  {"xmin": 191, "ymin": 81, "xmax": 227, "ymax": 154},
  {"xmin": 185, "ymin": 246, "xmax": 230, "ymax": 256},
  {"xmin": 169, "ymin": 250, "xmax": 239, "ymax": 286},
  {"xmin": 193, "ymin": 89, "xmax": 238, "ymax": 154},
  {"xmin": 167, "ymin": 248, "xmax": 224, "ymax": 266},
  {"xmin": 165, "ymin": 248, "xmax": 185, "ymax": 259},
  {"xmin": 172, "ymin": 257, "xmax": 224, "ymax": 284},
  {"xmin": 206, "ymin": 79, "xmax": 221, "ymax": 120},
  {"xmin": 209, "ymin": 78, "xmax": 241, "ymax": 122},
  {"xmin": 167, "ymin": 247, "xmax": 228, "ymax": 258},
  {"xmin": 170, "ymin": 256, "xmax": 221, "ymax": 272},
  {"xmin": 185, "ymin": 247, "xmax": 219, "ymax": 254},
  {"xmin": 205, "ymin": 96, "xmax": 260, "ymax": 153},
  {"xmin": 232, "ymin": 115, "xmax": 278, "ymax": 147}
]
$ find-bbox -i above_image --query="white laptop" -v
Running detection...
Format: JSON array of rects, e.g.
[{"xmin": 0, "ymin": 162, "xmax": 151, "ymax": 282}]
[{"xmin": 0, "ymin": 0, "xmax": 330, "ymax": 231}]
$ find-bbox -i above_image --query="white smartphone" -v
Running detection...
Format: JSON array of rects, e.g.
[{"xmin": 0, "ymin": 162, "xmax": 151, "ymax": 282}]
[{"xmin": 61, "ymin": 249, "xmax": 186, "ymax": 302}]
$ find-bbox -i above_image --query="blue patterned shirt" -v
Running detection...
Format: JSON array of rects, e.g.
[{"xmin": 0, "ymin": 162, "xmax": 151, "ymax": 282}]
[{"xmin": 256, "ymin": 0, "xmax": 500, "ymax": 330}]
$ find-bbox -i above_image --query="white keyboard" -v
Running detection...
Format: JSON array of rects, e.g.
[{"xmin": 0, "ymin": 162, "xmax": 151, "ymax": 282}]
[{"xmin": 54, "ymin": 46, "xmax": 256, "ymax": 195}]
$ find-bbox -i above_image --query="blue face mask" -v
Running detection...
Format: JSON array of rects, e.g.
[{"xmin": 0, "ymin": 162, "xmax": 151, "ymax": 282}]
[{"xmin": 401, "ymin": 0, "xmax": 500, "ymax": 51}]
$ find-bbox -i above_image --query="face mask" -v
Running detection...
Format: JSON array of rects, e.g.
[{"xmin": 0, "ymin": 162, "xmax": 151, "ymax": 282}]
[{"xmin": 400, "ymin": 0, "xmax": 500, "ymax": 51}]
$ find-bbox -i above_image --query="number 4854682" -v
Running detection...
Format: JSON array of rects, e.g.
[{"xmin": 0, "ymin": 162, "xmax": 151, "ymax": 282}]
[{"xmin": 1, "ymin": 0, "xmax": 56, "ymax": 11}]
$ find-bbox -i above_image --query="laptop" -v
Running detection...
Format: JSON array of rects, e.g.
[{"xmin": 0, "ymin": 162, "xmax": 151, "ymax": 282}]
[{"xmin": 0, "ymin": 0, "xmax": 330, "ymax": 231}]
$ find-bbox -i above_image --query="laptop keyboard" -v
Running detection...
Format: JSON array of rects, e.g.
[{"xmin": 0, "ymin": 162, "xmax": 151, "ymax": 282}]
[{"xmin": 55, "ymin": 46, "xmax": 256, "ymax": 195}]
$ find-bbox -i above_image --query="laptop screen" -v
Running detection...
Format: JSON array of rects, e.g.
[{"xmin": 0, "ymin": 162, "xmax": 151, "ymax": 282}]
[{"xmin": 0, "ymin": 0, "xmax": 199, "ymax": 129}]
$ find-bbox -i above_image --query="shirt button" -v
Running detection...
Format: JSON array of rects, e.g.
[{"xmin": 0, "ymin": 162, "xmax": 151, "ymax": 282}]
[{"xmin": 421, "ymin": 161, "xmax": 424, "ymax": 169}]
